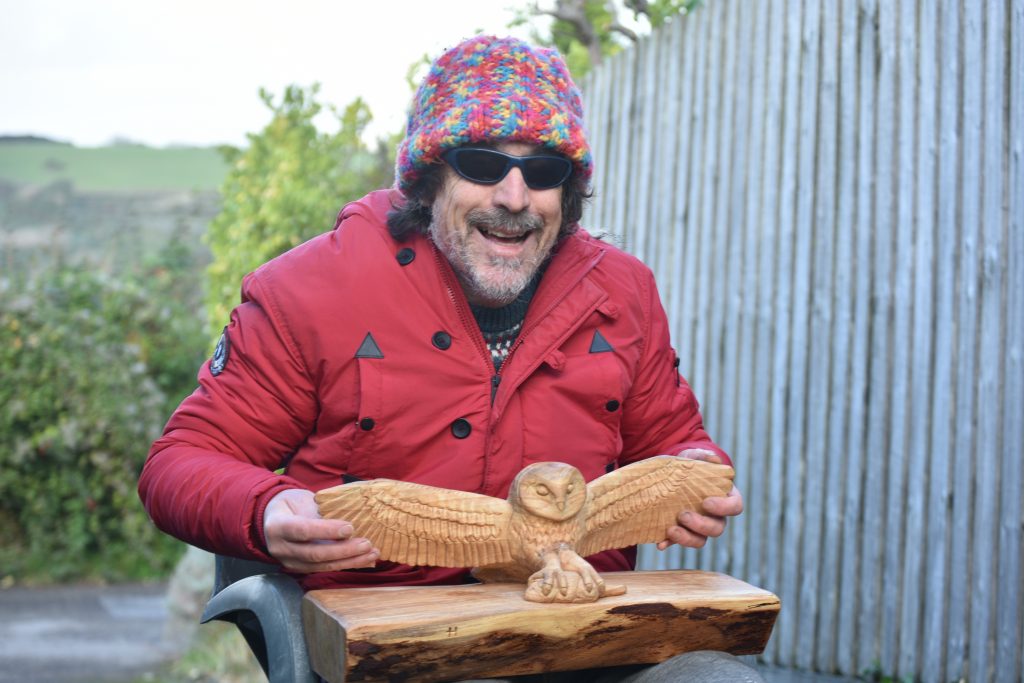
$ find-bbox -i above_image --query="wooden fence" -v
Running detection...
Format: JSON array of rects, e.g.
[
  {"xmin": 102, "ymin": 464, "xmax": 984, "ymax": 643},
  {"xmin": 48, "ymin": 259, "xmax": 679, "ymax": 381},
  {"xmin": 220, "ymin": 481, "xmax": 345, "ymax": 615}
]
[{"xmin": 580, "ymin": 1, "xmax": 1024, "ymax": 681}]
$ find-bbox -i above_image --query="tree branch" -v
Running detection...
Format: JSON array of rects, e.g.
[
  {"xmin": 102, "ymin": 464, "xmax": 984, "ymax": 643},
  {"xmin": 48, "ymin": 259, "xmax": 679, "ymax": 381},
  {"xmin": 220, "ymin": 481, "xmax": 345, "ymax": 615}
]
[
  {"xmin": 605, "ymin": 1, "xmax": 640, "ymax": 43},
  {"xmin": 541, "ymin": 0, "xmax": 603, "ymax": 66},
  {"xmin": 540, "ymin": 0, "xmax": 596, "ymax": 46},
  {"xmin": 608, "ymin": 22, "xmax": 639, "ymax": 42}
]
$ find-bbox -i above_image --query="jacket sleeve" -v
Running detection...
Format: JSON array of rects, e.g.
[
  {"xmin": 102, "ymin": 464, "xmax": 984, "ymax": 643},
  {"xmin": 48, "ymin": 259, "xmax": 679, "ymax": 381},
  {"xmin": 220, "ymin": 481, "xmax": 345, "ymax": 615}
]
[
  {"xmin": 138, "ymin": 273, "xmax": 318, "ymax": 562},
  {"xmin": 617, "ymin": 269, "xmax": 732, "ymax": 468}
]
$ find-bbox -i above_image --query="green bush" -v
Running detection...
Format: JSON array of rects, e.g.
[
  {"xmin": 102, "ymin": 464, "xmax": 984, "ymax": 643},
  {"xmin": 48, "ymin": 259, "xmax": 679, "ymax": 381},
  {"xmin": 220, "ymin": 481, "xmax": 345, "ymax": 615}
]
[
  {"xmin": 0, "ymin": 240, "xmax": 207, "ymax": 583},
  {"xmin": 205, "ymin": 85, "xmax": 394, "ymax": 337}
]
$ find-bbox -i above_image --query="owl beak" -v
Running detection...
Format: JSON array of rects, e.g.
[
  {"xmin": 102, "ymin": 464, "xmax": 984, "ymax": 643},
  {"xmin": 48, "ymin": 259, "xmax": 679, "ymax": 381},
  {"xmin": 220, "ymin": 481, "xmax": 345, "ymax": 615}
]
[{"xmin": 556, "ymin": 498, "xmax": 566, "ymax": 512}]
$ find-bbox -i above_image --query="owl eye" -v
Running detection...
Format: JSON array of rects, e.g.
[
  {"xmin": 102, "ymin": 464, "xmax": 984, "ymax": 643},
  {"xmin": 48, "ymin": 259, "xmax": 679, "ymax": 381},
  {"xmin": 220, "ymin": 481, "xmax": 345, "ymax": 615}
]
[
  {"xmin": 535, "ymin": 484, "xmax": 550, "ymax": 496},
  {"xmin": 567, "ymin": 484, "xmax": 575, "ymax": 493}
]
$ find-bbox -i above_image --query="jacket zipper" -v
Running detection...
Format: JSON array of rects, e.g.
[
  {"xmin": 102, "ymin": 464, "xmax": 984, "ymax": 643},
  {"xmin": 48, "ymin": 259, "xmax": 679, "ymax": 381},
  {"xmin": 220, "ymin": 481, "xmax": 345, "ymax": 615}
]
[
  {"xmin": 432, "ymin": 247, "xmax": 504, "ymax": 494},
  {"xmin": 432, "ymin": 247, "xmax": 504, "ymax": 404}
]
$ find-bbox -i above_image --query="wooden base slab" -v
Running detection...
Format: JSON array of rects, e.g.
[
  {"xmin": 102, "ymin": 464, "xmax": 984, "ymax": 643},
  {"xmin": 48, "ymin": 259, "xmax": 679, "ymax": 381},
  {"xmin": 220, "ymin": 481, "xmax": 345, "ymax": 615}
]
[{"xmin": 303, "ymin": 570, "xmax": 780, "ymax": 683}]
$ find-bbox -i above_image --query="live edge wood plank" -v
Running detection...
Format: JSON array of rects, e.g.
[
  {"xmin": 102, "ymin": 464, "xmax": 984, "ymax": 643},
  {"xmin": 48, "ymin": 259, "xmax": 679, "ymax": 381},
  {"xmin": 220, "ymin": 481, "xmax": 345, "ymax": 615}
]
[{"xmin": 302, "ymin": 570, "xmax": 780, "ymax": 683}]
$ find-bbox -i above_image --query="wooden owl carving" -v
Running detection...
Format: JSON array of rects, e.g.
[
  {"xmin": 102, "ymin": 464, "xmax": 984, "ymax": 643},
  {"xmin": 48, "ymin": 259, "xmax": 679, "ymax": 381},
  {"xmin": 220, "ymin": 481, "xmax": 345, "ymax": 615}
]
[{"xmin": 314, "ymin": 456, "xmax": 734, "ymax": 603}]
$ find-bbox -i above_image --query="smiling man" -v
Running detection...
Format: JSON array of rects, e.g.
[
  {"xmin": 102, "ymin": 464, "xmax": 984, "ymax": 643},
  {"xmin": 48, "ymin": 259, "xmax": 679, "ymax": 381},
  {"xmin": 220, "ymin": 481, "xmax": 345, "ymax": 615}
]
[
  {"xmin": 429, "ymin": 143, "xmax": 562, "ymax": 307},
  {"xmin": 139, "ymin": 35, "xmax": 758, "ymax": 682}
]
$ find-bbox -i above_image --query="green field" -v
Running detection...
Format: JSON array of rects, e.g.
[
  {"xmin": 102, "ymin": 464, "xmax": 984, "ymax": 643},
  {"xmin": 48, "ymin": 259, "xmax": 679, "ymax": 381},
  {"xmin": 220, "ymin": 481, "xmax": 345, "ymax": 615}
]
[{"xmin": 0, "ymin": 141, "xmax": 229, "ymax": 192}]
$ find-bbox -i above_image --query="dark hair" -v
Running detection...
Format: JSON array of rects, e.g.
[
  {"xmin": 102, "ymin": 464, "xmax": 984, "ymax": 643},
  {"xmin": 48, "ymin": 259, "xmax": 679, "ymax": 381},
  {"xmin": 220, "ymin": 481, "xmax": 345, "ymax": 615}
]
[{"xmin": 387, "ymin": 164, "xmax": 592, "ymax": 242}]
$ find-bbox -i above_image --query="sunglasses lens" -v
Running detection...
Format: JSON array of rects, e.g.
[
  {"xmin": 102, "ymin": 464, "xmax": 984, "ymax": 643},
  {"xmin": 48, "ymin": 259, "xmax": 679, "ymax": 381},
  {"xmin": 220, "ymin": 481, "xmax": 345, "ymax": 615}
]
[
  {"xmin": 446, "ymin": 148, "xmax": 572, "ymax": 189},
  {"xmin": 453, "ymin": 149, "xmax": 510, "ymax": 183},
  {"xmin": 523, "ymin": 156, "xmax": 572, "ymax": 189}
]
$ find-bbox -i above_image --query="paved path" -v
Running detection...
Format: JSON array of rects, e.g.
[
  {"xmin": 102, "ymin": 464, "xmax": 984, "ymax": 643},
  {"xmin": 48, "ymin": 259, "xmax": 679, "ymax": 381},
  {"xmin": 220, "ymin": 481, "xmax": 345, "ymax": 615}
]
[
  {"xmin": 758, "ymin": 665, "xmax": 859, "ymax": 683},
  {"xmin": 0, "ymin": 583, "xmax": 179, "ymax": 683}
]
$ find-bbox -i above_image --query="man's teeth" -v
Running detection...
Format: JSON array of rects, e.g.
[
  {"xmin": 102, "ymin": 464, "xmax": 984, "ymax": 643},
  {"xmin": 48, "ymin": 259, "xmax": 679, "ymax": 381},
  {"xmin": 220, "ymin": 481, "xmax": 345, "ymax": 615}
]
[{"xmin": 480, "ymin": 228, "xmax": 529, "ymax": 242}]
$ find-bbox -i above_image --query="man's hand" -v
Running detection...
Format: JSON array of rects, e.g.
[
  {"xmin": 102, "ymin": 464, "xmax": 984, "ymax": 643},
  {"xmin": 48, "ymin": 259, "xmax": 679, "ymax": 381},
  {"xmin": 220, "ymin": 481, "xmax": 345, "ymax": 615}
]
[
  {"xmin": 262, "ymin": 488, "xmax": 379, "ymax": 573},
  {"xmin": 656, "ymin": 449, "xmax": 744, "ymax": 551}
]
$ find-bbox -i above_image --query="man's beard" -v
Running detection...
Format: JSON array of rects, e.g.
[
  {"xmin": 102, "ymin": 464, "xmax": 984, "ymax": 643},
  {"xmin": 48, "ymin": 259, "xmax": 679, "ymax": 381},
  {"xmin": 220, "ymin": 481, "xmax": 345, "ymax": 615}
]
[{"xmin": 431, "ymin": 207, "xmax": 549, "ymax": 307}]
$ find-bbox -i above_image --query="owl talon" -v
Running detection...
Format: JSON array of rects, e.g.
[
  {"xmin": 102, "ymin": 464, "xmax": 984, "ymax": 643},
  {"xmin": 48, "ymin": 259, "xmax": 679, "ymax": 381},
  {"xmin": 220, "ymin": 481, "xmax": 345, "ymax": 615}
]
[{"xmin": 524, "ymin": 566, "xmax": 613, "ymax": 603}]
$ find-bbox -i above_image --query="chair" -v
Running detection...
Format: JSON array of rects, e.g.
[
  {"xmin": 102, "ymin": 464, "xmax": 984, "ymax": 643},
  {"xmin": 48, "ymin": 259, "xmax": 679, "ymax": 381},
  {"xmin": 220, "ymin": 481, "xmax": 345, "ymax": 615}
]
[{"xmin": 200, "ymin": 554, "xmax": 316, "ymax": 683}]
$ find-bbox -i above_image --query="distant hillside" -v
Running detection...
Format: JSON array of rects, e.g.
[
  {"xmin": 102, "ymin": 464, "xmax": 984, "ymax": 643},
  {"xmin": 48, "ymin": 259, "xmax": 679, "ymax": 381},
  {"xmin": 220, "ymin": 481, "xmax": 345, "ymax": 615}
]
[
  {"xmin": 0, "ymin": 141, "xmax": 228, "ymax": 192},
  {"xmin": 1, "ymin": 179, "xmax": 220, "ymax": 275},
  {"xmin": 0, "ymin": 135, "xmax": 71, "ymax": 145}
]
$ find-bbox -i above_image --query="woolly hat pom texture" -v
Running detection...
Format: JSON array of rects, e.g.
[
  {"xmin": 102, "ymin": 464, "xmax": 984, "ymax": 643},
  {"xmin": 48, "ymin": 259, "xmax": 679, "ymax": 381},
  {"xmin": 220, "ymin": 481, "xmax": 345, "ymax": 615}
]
[{"xmin": 396, "ymin": 35, "xmax": 592, "ymax": 193}]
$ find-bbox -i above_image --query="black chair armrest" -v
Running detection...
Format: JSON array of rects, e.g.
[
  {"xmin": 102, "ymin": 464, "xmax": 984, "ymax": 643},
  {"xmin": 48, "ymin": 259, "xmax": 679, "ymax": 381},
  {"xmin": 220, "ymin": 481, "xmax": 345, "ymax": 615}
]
[{"xmin": 201, "ymin": 555, "xmax": 316, "ymax": 683}]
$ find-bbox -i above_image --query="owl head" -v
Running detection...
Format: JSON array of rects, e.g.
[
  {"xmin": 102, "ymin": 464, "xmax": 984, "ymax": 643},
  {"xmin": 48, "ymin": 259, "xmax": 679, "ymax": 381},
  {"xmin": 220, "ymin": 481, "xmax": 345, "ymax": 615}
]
[{"xmin": 508, "ymin": 462, "xmax": 588, "ymax": 522}]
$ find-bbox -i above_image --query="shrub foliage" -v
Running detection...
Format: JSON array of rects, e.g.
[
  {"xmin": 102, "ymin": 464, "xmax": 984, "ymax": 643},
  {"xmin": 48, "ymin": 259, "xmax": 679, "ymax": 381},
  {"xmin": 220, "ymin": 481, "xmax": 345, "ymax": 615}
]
[
  {"xmin": 0, "ymin": 240, "xmax": 206, "ymax": 582},
  {"xmin": 0, "ymin": 85, "xmax": 395, "ymax": 583},
  {"xmin": 204, "ymin": 85, "xmax": 393, "ymax": 337}
]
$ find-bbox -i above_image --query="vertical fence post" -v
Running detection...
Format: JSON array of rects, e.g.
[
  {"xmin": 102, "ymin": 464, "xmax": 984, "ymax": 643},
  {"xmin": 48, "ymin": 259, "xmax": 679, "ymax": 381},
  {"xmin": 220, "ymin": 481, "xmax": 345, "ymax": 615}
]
[{"xmin": 581, "ymin": 1, "xmax": 1023, "ymax": 678}]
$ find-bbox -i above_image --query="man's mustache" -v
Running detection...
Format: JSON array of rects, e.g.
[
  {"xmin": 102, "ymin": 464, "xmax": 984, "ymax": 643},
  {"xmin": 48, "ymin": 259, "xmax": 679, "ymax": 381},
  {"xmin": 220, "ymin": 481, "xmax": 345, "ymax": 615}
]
[{"xmin": 466, "ymin": 208, "xmax": 543, "ymax": 236}]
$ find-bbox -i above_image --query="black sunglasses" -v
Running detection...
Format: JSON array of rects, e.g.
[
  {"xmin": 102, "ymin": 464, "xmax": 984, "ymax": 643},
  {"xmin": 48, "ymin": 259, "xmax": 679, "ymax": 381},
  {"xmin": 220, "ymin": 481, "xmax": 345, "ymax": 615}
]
[{"xmin": 442, "ymin": 147, "xmax": 573, "ymax": 190}]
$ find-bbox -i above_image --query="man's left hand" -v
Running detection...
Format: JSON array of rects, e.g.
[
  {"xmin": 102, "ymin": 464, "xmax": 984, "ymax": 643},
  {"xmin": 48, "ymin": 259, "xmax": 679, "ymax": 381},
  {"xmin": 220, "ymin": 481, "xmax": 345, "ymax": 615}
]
[{"xmin": 656, "ymin": 449, "xmax": 744, "ymax": 550}]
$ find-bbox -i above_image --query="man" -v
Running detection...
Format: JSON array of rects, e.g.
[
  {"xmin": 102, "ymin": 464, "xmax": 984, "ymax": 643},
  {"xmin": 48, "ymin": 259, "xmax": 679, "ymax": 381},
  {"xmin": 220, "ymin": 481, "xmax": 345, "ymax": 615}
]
[{"xmin": 139, "ymin": 35, "xmax": 759, "ymax": 681}]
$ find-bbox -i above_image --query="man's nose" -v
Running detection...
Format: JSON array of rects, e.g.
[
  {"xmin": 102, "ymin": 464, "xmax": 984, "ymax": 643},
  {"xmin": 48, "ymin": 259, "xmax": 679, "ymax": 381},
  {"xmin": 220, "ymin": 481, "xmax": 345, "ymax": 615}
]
[{"xmin": 492, "ymin": 167, "xmax": 531, "ymax": 213}]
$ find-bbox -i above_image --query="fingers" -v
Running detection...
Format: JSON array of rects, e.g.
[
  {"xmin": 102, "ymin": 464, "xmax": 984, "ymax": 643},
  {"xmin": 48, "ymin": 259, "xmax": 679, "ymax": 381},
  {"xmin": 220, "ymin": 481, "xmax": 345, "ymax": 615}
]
[
  {"xmin": 263, "ymin": 488, "xmax": 379, "ymax": 573},
  {"xmin": 656, "ymin": 510, "xmax": 725, "ymax": 550},
  {"xmin": 677, "ymin": 448, "xmax": 723, "ymax": 465},
  {"xmin": 657, "ymin": 484, "xmax": 745, "ymax": 551},
  {"xmin": 270, "ymin": 515, "xmax": 354, "ymax": 544},
  {"xmin": 657, "ymin": 523, "xmax": 711, "ymax": 550},
  {"xmin": 679, "ymin": 509, "xmax": 727, "ymax": 537},
  {"xmin": 274, "ymin": 537, "xmax": 380, "ymax": 574},
  {"xmin": 701, "ymin": 485, "xmax": 744, "ymax": 517}
]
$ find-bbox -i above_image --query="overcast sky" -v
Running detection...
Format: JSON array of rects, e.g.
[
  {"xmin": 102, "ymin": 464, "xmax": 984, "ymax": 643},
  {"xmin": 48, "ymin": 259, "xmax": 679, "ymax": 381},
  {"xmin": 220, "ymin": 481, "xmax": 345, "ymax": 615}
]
[{"xmin": 1, "ymin": 0, "xmax": 537, "ymax": 147}]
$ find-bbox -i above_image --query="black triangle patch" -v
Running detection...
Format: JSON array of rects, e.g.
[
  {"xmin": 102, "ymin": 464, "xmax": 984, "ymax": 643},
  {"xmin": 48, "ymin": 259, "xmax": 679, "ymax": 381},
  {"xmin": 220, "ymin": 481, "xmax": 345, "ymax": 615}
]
[
  {"xmin": 589, "ymin": 330, "xmax": 614, "ymax": 354},
  {"xmin": 355, "ymin": 332, "xmax": 384, "ymax": 359}
]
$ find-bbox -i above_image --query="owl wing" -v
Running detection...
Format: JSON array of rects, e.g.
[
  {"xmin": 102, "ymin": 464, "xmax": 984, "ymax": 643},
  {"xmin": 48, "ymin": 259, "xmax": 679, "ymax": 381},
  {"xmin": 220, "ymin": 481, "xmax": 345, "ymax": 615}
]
[
  {"xmin": 576, "ymin": 456, "xmax": 735, "ymax": 557},
  {"xmin": 314, "ymin": 479, "xmax": 515, "ymax": 568}
]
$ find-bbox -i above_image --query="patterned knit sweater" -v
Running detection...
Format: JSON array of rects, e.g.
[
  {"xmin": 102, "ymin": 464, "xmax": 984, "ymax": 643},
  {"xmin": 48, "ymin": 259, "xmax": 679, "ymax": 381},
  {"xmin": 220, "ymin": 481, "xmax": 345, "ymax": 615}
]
[{"xmin": 469, "ymin": 277, "xmax": 539, "ymax": 371}]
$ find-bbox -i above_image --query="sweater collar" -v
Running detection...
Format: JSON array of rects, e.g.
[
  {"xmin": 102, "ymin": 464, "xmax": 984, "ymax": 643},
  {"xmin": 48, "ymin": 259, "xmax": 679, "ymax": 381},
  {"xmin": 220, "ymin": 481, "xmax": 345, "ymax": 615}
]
[{"xmin": 469, "ymin": 273, "xmax": 541, "ymax": 334}]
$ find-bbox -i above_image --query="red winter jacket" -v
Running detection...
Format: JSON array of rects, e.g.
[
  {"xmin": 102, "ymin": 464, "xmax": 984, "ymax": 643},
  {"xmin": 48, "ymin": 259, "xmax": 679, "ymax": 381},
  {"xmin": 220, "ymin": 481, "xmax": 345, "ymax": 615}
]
[{"xmin": 138, "ymin": 189, "xmax": 729, "ymax": 590}]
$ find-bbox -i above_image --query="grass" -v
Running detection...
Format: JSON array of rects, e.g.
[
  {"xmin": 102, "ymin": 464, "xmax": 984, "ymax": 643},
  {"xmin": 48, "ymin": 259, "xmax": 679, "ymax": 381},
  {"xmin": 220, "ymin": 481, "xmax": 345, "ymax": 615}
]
[
  {"xmin": 0, "ymin": 141, "xmax": 228, "ymax": 192},
  {"xmin": 136, "ymin": 621, "xmax": 265, "ymax": 683}
]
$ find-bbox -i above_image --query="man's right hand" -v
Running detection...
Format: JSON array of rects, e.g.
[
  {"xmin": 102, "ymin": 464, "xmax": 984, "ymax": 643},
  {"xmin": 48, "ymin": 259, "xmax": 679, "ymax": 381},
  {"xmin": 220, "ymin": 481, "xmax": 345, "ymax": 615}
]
[{"xmin": 262, "ymin": 488, "xmax": 379, "ymax": 573}]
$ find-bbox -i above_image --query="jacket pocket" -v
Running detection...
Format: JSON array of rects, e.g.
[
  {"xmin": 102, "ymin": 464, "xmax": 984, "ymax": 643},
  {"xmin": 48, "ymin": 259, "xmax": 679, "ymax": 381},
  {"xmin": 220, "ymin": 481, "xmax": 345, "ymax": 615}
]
[
  {"xmin": 523, "ymin": 347, "xmax": 629, "ymax": 475},
  {"xmin": 350, "ymin": 357, "xmax": 384, "ymax": 473}
]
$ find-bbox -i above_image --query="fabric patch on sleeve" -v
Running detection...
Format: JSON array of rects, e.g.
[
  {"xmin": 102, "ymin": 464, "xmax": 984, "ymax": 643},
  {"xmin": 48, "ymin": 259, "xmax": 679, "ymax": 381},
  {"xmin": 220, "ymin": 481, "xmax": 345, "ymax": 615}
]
[{"xmin": 210, "ymin": 328, "xmax": 231, "ymax": 376}]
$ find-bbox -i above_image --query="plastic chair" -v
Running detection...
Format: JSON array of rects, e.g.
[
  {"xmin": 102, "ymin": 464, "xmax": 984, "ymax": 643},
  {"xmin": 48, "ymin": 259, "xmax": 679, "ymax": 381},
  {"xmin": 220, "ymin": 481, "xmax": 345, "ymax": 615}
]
[{"xmin": 200, "ymin": 554, "xmax": 316, "ymax": 683}]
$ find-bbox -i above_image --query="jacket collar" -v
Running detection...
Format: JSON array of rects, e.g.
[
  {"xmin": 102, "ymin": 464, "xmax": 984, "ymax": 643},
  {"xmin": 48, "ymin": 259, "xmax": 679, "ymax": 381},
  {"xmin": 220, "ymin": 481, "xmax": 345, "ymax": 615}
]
[
  {"xmin": 367, "ymin": 190, "xmax": 612, "ymax": 407},
  {"xmin": 492, "ymin": 231, "xmax": 609, "ymax": 413}
]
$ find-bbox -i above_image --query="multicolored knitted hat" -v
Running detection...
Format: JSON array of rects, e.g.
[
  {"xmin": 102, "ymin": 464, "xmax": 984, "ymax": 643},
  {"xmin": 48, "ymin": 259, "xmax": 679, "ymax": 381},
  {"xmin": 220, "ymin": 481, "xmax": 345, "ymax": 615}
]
[{"xmin": 396, "ymin": 35, "xmax": 592, "ymax": 193}]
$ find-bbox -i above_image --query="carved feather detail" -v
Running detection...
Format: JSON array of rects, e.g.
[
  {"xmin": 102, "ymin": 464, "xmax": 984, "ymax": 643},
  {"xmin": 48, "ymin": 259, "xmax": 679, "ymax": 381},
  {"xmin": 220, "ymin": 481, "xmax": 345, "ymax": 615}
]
[
  {"xmin": 576, "ymin": 456, "xmax": 735, "ymax": 557},
  {"xmin": 315, "ymin": 479, "xmax": 515, "ymax": 567}
]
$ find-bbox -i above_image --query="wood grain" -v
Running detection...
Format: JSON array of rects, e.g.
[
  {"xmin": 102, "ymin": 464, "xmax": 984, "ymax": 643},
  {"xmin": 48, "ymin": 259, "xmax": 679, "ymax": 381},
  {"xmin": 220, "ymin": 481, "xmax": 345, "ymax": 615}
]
[{"xmin": 303, "ymin": 570, "xmax": 779, "ymax": 683}]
